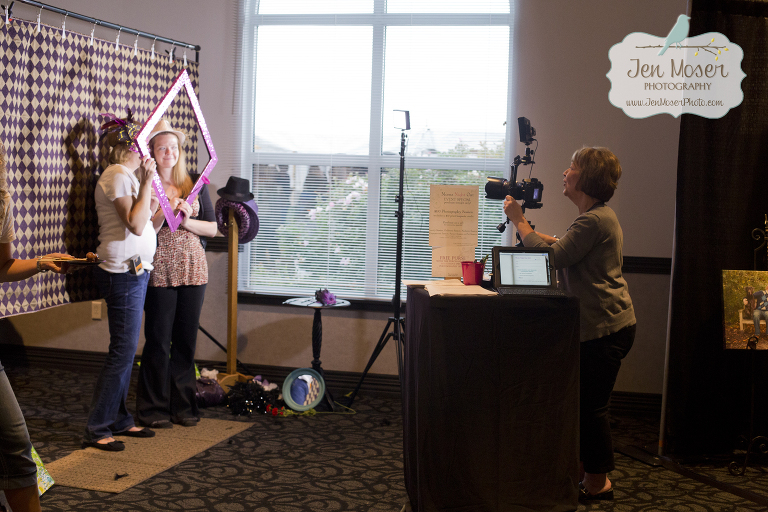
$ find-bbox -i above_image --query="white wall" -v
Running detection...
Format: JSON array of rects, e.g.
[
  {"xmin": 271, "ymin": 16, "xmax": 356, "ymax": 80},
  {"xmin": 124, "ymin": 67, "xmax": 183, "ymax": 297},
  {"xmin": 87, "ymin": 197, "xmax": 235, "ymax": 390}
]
[
  {"xmin": 510, "ymin": 0, "xmax": 684, "ymax": 258},
  {"xmin": 4, "ymin": 0, "xmax": 687, "ymax": 394},
  {"xmin": 509, "ymin": 0, "xmax": 688, "ymax": 393}
]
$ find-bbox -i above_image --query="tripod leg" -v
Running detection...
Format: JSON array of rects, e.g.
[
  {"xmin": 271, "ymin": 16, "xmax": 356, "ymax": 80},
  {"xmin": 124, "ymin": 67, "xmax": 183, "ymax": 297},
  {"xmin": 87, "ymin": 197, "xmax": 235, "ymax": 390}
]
[
  {"xmin": 199, "ymin": 325, "xmax": 227, "ymax": 353},
  {"xmin": 346, "ymin": 318, "xmax": 395, "ymax": 406},
  {"xmin": 199, "ymin": 325, "xmax": 253, "ymax": 375},
  {"xmin": 320, "ymin": 387, "xmax": 339, "ymax": 412},
  {"xmin": 394, "ymin": 319, "xmax": 404, "ymax": 388}
]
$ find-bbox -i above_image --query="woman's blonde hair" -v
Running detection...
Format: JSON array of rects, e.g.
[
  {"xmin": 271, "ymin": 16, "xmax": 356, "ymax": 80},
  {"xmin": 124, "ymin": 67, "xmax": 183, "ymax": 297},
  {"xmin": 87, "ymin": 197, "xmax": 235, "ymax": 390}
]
[
  {"xmin": 150, "ymin": 133, "xmax": 193, "ymax": 198},
  {"xmin": 571, "ymin": 146, "xmax": 622, "ymax": 202}
]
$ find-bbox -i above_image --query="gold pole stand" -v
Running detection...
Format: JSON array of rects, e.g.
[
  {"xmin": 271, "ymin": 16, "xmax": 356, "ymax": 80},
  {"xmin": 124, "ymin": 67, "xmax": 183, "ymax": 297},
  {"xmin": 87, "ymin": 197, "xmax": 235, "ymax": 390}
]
[{"xmin": 216, "ymin": 207, "xmax": 252, "ymax": 390}]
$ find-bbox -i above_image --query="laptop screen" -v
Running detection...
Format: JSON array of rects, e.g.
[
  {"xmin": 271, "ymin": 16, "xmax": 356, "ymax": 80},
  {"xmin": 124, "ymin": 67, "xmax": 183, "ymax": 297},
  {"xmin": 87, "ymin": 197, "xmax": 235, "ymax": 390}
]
[{"xmin": 492, "ymin": 246, "xmax": 556, "ymax": 289}]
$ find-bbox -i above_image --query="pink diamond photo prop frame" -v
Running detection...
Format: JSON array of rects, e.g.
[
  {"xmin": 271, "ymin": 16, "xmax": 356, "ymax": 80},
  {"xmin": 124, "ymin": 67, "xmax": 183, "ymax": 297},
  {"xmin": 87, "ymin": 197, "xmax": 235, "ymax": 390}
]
[{"xmin": 136, "ymin": 69, "xmax": 217, "ymax": 232}]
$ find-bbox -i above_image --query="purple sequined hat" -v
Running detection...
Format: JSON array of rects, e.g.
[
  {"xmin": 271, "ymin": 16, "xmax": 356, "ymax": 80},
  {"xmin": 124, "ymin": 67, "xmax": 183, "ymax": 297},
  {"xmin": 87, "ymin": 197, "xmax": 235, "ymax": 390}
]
[
  {"xmin": 215, "ymin": 198, "xmax": 259, "ymax": 244},
  {"xmin": 241, "ymin": 200, "xmax": 259, "ymax": 243}
]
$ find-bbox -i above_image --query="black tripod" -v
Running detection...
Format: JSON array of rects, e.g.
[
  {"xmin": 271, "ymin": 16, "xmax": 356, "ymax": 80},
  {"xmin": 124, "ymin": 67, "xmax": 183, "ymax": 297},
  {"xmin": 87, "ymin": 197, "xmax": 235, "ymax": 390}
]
[
  {"xmin": 198, "ymin": 326, "xmax": 254, "ymax": 375},
  {"xmin": 345, "ymin": 129, "xmax": 409, "ymax": 407}
]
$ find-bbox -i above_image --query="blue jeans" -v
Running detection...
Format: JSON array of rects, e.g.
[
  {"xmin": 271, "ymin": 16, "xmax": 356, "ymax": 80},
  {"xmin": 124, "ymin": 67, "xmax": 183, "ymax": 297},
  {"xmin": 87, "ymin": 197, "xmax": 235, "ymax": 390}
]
[
  {"xmin": 0, "ymin": 360, "xmax": 37, "ymax": 490},
  {"xmin": 84, "ymin": 267, "xmax": 150, "ymax": 442},
  {"xmin": 753, "ymin": 309, "xmax": 768, "ymax": 335}
]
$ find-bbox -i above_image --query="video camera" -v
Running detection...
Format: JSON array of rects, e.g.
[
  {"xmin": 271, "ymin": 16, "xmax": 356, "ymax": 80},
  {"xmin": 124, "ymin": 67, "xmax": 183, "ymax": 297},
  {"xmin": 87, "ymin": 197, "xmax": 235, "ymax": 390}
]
[
  {"xmin": 484, "ymin": 117, "xmax": 542, "ymax": 209},
  {"xmin": 484, "ymin": 117, "xmax": 542, "ymax": 233}
]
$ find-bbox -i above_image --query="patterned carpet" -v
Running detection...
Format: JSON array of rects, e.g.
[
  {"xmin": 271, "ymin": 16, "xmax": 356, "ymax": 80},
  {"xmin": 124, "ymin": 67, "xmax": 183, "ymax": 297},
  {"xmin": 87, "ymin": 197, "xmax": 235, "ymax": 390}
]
[{"xmin": 3, "ymin": 363, "xmax": 768, "ymax": 511}]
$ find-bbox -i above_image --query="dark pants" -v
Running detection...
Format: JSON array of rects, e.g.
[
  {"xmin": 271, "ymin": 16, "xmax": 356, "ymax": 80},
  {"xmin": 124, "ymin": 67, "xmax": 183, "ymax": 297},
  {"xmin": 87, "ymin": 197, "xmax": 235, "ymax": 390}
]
[
  {"xmin": 580, "ymin": 323, "xmax": 636, "ymax": 474},
  {"xmin": 136, "ymin": 284, "xmax": 206, "ymax": 425}
]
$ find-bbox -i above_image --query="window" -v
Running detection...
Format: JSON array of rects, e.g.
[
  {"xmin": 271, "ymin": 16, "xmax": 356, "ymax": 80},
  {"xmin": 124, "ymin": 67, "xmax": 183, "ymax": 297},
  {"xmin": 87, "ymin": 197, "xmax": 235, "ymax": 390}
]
[
  {"xmin": 382, "ymin": 26, "xmax": 510, "ymax": 157},
  {"xmin": 240, "ymin": 0, "xmax": 514, "ymax": 300},
  {"xmin": 253, "ymin": 26, "xmax": 372, "ymax": 154}
]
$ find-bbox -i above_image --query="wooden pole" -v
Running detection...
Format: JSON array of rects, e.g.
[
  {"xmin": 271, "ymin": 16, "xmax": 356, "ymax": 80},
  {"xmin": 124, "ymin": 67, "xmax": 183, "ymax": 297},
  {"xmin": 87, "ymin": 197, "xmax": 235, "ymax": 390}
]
[{"xmin": 227, "ymin": 207, "xmax": 238, "ymax": 375}]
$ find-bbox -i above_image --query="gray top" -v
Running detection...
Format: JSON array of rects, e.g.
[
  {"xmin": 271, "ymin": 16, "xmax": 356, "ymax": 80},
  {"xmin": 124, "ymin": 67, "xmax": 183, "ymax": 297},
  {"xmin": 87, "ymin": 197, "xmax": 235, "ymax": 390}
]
[{"xmin": 523, "ymin": 203, "xmax": 635, "ymax": 342}]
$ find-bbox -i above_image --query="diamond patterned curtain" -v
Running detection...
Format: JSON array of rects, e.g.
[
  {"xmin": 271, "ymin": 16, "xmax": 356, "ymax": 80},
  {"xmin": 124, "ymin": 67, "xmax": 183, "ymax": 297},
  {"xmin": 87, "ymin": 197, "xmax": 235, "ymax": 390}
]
[{"xmin": 0, "ymin": 18, "xmax": 200, "ymax": 318}]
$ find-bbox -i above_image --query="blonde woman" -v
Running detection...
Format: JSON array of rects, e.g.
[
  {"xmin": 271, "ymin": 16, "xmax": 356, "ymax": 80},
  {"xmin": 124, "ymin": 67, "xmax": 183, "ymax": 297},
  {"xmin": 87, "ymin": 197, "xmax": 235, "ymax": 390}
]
[{"xmin": 136, "ymin": 119, "xmax": 216, "ymax": 429}]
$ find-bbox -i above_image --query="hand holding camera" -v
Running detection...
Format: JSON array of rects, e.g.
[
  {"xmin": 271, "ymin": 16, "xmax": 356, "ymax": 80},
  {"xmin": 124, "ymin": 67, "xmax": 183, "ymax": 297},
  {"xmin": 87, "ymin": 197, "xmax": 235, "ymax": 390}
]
[{"xmin": 503, "ymin": 195, "xmax": 524, "ymax": 223}]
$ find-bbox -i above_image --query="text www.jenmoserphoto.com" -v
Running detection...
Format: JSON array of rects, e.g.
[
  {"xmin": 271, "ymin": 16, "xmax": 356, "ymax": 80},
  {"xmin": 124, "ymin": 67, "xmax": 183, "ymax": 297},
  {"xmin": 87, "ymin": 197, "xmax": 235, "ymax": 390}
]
[{"xmin": 626, "ymin": 97, "xmax": 724, "ymax": 107}]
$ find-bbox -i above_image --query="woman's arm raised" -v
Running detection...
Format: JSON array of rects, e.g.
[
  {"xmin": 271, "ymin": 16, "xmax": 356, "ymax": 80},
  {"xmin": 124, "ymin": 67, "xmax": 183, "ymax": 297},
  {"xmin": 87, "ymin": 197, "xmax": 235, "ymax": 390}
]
[{"xmin": 114, "ymin": 156, "xmax": 157, "ymax": 236}]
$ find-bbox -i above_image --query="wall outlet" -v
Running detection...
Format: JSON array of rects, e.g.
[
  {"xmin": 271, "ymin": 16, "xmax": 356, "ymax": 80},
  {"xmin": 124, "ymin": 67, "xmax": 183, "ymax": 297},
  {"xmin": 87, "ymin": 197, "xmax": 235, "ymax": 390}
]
[{"xmin": 91, "ymin": 300, "xmax": 102, "ymax": 320}]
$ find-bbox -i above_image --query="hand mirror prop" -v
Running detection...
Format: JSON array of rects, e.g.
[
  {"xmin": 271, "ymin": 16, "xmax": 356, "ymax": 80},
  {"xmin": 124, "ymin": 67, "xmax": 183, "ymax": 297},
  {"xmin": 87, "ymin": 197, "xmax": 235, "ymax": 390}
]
[
  {"xmin": 282, "ymin": 368, "xmax": 326, "ymax": 412},
  {"xmin": 136, "ymin": 69, "xmax": 218, "ymax": 232}
]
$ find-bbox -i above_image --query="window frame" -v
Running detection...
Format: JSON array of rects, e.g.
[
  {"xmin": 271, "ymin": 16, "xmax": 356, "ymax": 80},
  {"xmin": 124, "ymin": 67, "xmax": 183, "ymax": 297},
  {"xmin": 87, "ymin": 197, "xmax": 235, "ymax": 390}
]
[{"xmin": 239, "ymin": 0, "xmax": 516, "ymax": 301}]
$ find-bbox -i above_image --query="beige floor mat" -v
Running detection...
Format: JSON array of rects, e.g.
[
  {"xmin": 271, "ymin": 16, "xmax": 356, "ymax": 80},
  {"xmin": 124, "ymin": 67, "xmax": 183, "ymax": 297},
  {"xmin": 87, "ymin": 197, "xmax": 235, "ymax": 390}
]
[{"xmin": 46, "ymin": 418, "xmax": 252, "ymax": 493}]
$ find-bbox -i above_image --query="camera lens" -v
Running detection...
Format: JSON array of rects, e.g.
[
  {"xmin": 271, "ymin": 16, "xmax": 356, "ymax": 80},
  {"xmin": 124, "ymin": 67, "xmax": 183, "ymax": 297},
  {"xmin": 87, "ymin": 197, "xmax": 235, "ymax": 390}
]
[{"xmin": 485, "ymin": 177, "xmax": 509, "ymax": 200}]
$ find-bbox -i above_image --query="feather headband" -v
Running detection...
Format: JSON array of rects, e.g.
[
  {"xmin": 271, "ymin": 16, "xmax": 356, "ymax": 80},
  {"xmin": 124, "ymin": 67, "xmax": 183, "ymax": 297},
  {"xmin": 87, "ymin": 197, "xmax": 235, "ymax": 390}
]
[{"xmin": 99, "ymin": 109, "xmax": 141, "ymax": 152}]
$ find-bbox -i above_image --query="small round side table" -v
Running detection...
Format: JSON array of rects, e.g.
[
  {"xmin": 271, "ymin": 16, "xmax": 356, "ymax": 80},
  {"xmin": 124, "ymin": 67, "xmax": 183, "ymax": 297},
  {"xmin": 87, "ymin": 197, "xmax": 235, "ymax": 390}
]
[{"xmin": 283, "ymin": 297, "xmax": 351, "ymax": 411}]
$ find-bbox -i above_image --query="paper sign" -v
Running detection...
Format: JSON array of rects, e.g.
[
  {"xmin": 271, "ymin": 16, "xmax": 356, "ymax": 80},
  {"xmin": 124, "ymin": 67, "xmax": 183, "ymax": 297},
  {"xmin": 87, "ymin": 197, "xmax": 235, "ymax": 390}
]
[
  {"xmin": 432, "ymin": 245, "xmax": 476, "ymax": 278},
  {"xmin": 424, "ymin": 280, "xmax": 497, "ymax": 297},
  {"xmin": 428, "ymin": 185, "xmax": 479, "ymax": 247}
]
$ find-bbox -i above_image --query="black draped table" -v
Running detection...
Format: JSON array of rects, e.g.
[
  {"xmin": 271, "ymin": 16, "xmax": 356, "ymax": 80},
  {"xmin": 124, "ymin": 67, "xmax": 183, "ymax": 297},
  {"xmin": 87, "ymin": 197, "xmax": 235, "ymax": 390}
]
[{"xmin": 403, "ymin": 286, "xmax": 580, "ymax": 512}]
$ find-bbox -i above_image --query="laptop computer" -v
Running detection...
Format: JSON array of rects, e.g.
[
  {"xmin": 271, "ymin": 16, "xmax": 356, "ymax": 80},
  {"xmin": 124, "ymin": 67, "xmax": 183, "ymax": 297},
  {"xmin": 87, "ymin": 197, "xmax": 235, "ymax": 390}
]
[{"xmin": 492, "ymin": 245, "xmax": 567, "ymax": 297}]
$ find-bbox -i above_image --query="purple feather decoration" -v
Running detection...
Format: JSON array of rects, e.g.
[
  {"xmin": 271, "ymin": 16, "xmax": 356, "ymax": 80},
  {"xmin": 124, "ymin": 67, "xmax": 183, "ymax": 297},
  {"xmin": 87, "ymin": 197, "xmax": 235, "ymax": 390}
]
[{"xmin": 315, "ymin": 288, "xmax": 336, "ymax": 306}]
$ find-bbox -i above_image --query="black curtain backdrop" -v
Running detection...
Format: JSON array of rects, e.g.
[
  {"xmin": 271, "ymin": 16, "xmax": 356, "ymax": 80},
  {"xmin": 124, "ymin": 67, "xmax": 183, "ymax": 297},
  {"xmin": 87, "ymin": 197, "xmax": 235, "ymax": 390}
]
[{"xmin": 666, "ymin": 0, "xmax": 768, "ymax": 455}]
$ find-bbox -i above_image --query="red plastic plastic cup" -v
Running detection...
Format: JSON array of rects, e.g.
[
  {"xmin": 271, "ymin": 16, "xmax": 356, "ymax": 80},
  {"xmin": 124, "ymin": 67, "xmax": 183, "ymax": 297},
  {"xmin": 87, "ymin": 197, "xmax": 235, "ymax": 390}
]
[{"xmin": 461, "ymin": 261, "xmax": 484, "ymax": 286}]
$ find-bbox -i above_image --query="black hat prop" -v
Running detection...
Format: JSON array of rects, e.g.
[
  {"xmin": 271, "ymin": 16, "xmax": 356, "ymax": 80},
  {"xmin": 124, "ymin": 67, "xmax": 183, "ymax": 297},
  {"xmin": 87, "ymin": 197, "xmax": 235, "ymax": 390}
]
[{"xmin": 217, "ymin": 176, "xmax": 254, "ymax": 202}]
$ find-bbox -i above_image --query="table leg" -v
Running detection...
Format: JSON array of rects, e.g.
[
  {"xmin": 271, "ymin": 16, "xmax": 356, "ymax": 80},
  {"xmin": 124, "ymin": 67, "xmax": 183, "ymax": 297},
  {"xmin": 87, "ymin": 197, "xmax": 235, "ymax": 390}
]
[
  {"xmin": 312, "ymin": 308, "xmax": 323, "ymax": 375},
  {"xmin": 311, "ymin": 308, "xmax": 340, "ymax": 412}
]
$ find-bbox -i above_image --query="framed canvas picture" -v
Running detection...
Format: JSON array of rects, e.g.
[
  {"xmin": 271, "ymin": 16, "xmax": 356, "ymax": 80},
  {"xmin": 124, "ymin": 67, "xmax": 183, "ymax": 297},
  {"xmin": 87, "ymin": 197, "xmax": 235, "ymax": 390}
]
[{"xmin": 722, "ymin": 270, "xmax": 768, "ymax": 349}]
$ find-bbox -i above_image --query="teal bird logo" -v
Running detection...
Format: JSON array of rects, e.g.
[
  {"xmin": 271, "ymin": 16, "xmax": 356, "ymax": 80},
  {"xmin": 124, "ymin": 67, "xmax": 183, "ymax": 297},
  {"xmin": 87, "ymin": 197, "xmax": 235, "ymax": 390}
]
[{"xmin": 658, "ymin": 14, "xmax": 691, "ymax": 55}]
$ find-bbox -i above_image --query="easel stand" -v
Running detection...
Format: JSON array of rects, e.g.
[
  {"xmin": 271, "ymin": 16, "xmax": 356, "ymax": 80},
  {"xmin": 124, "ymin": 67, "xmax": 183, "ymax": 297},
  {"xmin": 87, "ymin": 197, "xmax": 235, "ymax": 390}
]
[
  {"xmin": 728, "ymin": 217, "xmax": 768, "ymax": 475},
  {"xmin": 345, "ymin": 130, "xmax": 408, "ymax": 407},
  {"xmin": 729, "ymin": 337, "xmax": 768, "ymax": 475},
  {"xmin": 217, "ymin": 207, "xmax": 252, "ymax": 390}
]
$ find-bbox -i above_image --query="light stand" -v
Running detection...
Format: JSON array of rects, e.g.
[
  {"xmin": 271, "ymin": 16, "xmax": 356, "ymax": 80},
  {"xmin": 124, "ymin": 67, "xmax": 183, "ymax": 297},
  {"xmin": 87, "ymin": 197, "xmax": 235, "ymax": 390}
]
[{"xmin": 345, "ymin": 128, "xmax": 408, "ymax": 407}]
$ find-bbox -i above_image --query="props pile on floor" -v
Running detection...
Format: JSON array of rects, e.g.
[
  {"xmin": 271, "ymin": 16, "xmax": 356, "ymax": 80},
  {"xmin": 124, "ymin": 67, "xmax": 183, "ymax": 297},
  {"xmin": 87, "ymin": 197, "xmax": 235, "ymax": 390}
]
[{"xmin": 226, "ymin": 376, "xmax": 282, "ymax": 416}]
